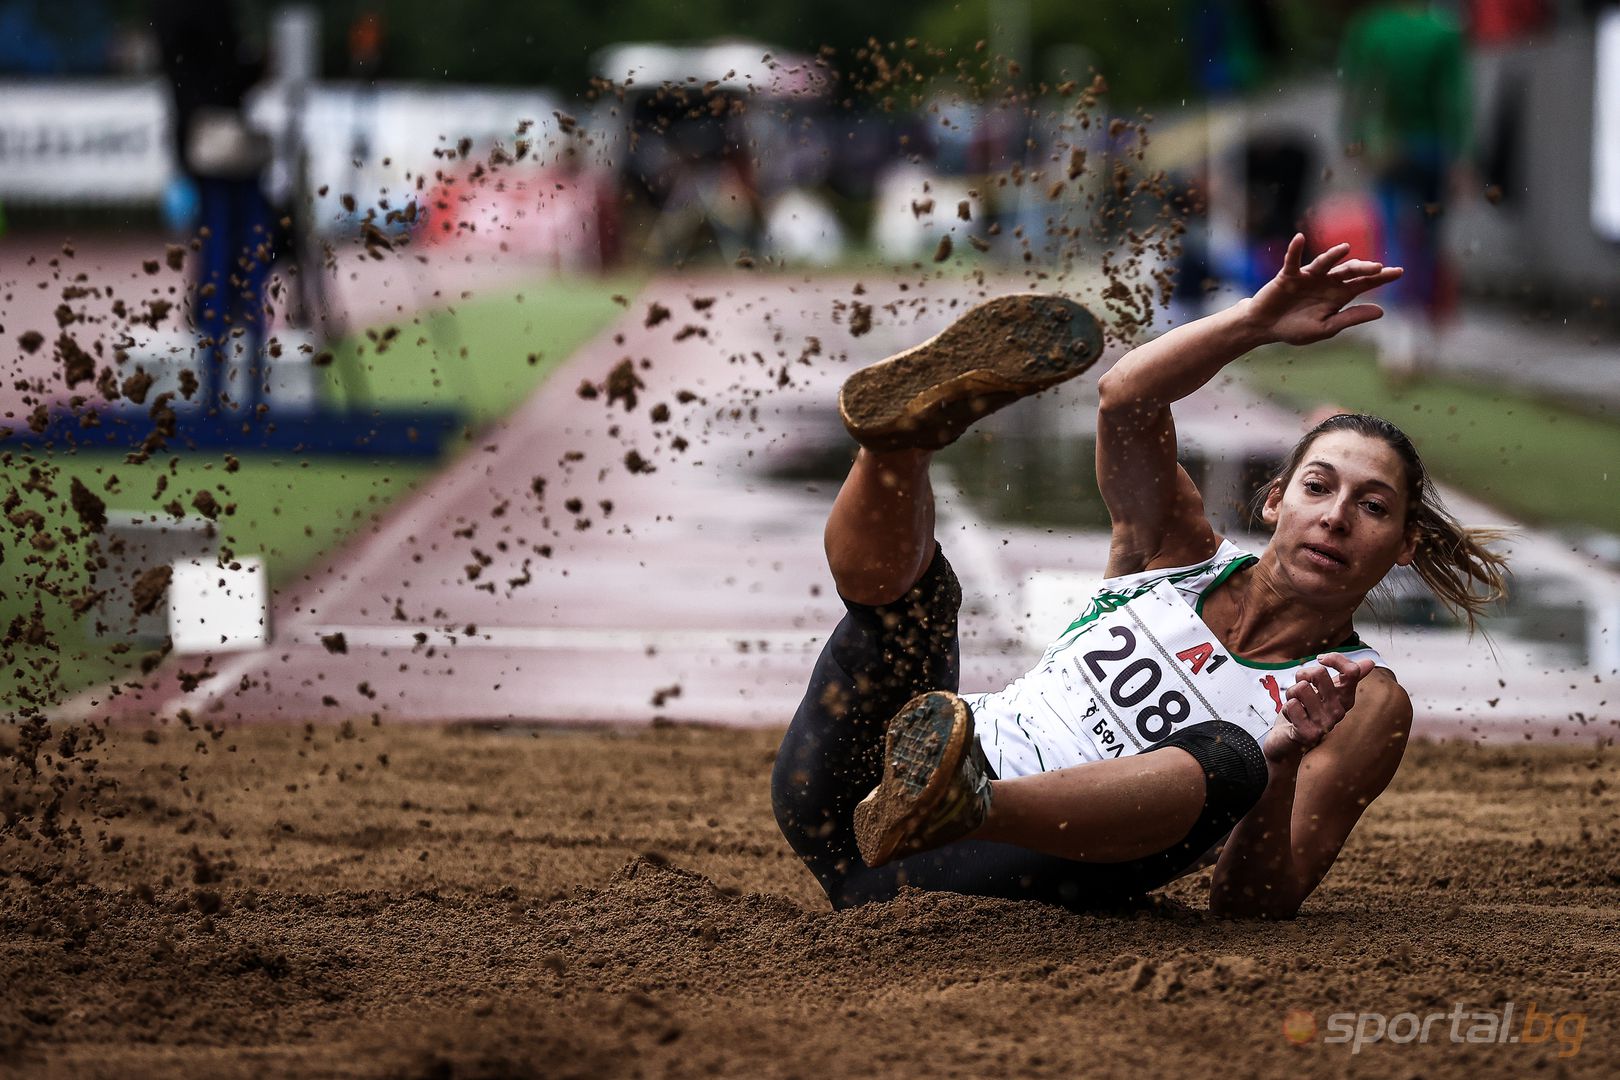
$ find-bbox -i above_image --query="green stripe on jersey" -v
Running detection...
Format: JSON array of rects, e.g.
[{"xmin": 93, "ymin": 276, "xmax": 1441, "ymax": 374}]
[{"xmin": 1060, "ymin": 558, "xmax": 1233, "ymax": 637}]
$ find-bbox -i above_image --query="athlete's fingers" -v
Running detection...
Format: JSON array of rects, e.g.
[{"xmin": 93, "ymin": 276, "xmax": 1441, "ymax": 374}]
[
  {"xmin": 1327, "ymin": 259, "xmax": 1383, "ymax": 280},
  {"xmin": 1283, "ymin": 696, "xmax": 1308, "ymax": 731},
  {"xmin": 1292, "ymin": 674, "xmax": 1339, "ymax": 729},
  {"xmin": 1322, "ymin": 304, "xmax": 1384, "ymax": 335},
  {"xmin": 1345, "ymin": 266, "xmax": 1404, "ymax": 295},
  {"xmin": 1286, "ymin": 679, "xmax": 1327, "ymax": 723},
  {"xmin": 1282, "ymin": 232, "xmax": 1306, "ymax": 275},
  {"xmin": 1299, "ymin": 664, "xmax": 1338, "ymax": 704},
  {"xmin": 1316, "ymin": 652, "xmax": 1368, "ymax": 689},
  {"xmin": 1304, "ymin": 242, "xmax": 1352, "ymax": 275},
  {"xmin": 1280, "ymin": 699, "xmax": 1324, "ymax": 748},
  {"xmin": 1322, "ymin": 653, "xmax": 1377, "ymax": 691}
]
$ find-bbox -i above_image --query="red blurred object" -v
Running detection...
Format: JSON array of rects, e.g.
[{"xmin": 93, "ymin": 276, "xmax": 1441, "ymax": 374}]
[
  {"xmin": 1468, "ymin": 0, "xmax": 1552, "ymax": 47},
  {"xmin": 421, "ymin": 165, "xmax": 617, "ymax": 270},
  {"xmin": 1306, "ymin": 191, "xmax": 1383, "ymax": 260},
  {"xmin": 348, "ymin": 12, "xmax": 384, "ymax": 73}
]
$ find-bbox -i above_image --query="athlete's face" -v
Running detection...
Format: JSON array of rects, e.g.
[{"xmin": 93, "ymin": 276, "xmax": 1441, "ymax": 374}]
[{"xmin": 1262, "ymin": 430, "xmax": 1419, "ymax": 597}]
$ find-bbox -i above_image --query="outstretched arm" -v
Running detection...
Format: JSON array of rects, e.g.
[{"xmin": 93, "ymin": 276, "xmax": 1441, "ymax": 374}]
[{"xmin": 1095, "ymin": 236, "xmax": 1403, "ymax": 577}]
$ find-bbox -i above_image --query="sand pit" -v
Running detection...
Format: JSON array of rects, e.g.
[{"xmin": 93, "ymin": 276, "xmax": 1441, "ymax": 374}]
[{"xmin": 3, "ymin": 723, "xmax": 1617, "ymax": 1077}]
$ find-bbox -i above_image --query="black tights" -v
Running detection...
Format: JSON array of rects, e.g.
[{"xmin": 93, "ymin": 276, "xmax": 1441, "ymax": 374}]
[{"xmin": 771, "ymin": 545, "xmax": 1268, "ymax": 912}]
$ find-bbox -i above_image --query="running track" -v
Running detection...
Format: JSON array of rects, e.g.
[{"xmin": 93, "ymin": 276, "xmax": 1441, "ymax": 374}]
[{"xmin": 63, "ymin": 268, "xmax": 1620, "ymax": 739}]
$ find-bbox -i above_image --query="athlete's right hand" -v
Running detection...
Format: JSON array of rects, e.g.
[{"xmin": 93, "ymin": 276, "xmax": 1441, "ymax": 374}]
[
  {"xmin": 1262, "ymin": 653, "xmax": 1377, "ymax": 765},
  {"xmin": 1245, "ymin": 234, "xmax": 1403, "ymax": 347}
]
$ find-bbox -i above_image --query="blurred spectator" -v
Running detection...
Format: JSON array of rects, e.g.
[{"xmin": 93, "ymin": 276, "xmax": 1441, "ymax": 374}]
[
  {"xmin": 151, "ymin": 0, "xmax": 274, "ymax": 429},
  {"xmin": 1339, "ymin": 0, "xmax": 1473, "ymax": 374},
  {"xmin": 1241, "ymin": 133, "xmax": 1313, "ymax": 290},
  {"xmin": 1186, "ymin": 0, "xmax": 1283, "ymax": 96}
]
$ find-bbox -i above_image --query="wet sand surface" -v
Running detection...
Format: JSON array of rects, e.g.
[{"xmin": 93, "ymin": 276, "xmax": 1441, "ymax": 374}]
[{"xmin": 4, "ymin": 723, "xmax": 1618, "ymax": 1078}]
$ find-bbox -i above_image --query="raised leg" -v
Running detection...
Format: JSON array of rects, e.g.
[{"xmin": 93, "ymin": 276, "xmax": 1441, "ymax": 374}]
[{"xmin": 823, "ymin": 447, "xmax": 936, "ymax": 606}]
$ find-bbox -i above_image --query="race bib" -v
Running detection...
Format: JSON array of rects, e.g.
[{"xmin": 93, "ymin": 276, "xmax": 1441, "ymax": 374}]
[{"xmin": 1062, "ymin": 581, "xmax": 1282, "ymax": 758}]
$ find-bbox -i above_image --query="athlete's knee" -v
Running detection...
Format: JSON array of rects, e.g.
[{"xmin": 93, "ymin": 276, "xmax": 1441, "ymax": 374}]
[{"xmin": 1150, "ymin": 721, "xmax": 1268, "ymax": 828}]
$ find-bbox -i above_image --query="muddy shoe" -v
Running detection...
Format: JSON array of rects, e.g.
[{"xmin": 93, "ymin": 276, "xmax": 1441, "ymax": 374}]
[
  {"xmin": 838, "ymin": 294, "xmax": 1103, "ymax": 451},
  {"xmin": 853, "ymin": 690, "xmax": 994, "ymax": 867}
]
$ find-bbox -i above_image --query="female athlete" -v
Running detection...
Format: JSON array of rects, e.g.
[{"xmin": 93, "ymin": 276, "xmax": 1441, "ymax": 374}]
[{"xmin": 772, "ymin": 236, "xmax": 1507, "ymax": 918}]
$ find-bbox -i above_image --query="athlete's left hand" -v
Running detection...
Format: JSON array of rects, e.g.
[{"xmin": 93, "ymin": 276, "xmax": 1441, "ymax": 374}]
[{"xmin": 1262, "ymin": 652, "xmax": 1378, "ymax": 765}]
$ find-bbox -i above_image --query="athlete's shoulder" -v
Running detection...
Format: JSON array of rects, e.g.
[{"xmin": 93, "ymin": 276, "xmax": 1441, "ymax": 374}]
[{"xmin": 1350, "ymin": 669, "xmax": 1413, "ymax": 737}]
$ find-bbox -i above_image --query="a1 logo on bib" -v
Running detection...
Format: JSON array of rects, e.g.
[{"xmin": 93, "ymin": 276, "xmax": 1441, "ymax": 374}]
[{"xmin": 1070, "ymin": 581, "xmax": 1278, "ymax": 757}]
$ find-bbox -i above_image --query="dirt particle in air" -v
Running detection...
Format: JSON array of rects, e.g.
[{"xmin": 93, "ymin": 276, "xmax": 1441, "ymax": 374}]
[
  {"xmin": 605, "ymin": 358, "xmax": 645, "ymax": 411},
  {"xmin": 69, "ymin": 477, "xmax": 107, "ymax": 532},
  {"xmin": 57, "ymin": 333, "xmax": 95, "ymax": 388},
  {"xmin": 119, "ymin": 369, "xmax": 155, "ymax": 405},
  {"xmin": 131, "ymin": 565, "xmax": 172, "ymax": 617}
]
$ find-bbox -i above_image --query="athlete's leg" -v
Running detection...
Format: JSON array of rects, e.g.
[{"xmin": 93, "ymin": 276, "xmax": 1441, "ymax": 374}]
[
  {"xmin": 824, "ymin": 447, "xmax": 935, "ymax": 606},
  {"xmin": 778, "ymin": 294, "xmax": 1105, "ymax": 903},
  {"xmin": 772, "ymin": 544, "xmax": 962, "ymax": 900},
  {"xmin": 822, "ymin": 292, "xmax": 1103, "ymax": 603},
  {"xmin": 972, "ymin": 750, "xmax": 1206, "ymax": 862},
  {"xmin": 834, "ymin": 721, "xmax": 1267, "ymax": 911}
]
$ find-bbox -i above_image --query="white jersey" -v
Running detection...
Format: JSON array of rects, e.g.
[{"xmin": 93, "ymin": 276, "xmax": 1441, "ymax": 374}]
[{"xmin": 965, "ymin": 540, "xmax": 1392, "ymax": 780}]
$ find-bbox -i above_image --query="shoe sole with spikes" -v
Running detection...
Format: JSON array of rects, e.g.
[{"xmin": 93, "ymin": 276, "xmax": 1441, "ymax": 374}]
[
  {"xmin": 838, "ymin": 294, "xmax": 1104, "ymax": 452},
  {"xmin": 854, "ymin": 690, "xmax": 989, "ymax": 867}
]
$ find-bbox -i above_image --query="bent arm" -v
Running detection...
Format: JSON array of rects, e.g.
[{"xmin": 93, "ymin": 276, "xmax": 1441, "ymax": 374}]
[
  {"xmin": 1096, "ymin": 301, "xmax": 1273, "ymax": 575},
  {"xmin": 1095, "ymin": 236, "xmax": 1399, "ymax": 577},
  {"xmin": 1209, "ymin": 674, "xmax": 1412, "ymax": 918}
]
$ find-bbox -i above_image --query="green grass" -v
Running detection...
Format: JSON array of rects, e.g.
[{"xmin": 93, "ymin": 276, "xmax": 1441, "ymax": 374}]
[
  {"xmin": 317, "ymin": 274, "xmax": 643, "ymax": 424},
  {"xmin": 1242, "ymin": 343, "xmax": 1620, "ymax": 534},
  {"xmin": 2, "ymin": 273, "xmax": 640, "ymax": 712}
]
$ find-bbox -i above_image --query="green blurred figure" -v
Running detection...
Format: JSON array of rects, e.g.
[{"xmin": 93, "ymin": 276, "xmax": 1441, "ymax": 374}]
[{"xmin": 1339, "ymin": 1, "xmax": 1473, "ymax": 372}]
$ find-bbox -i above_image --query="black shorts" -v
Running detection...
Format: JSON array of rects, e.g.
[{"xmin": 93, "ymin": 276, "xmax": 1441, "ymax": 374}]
[{"xmin": 771, "ymin": 544, "xmax": 1267, "ymax": 911}]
